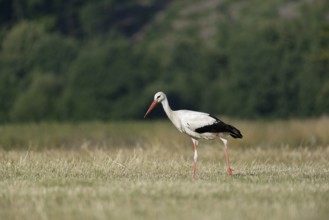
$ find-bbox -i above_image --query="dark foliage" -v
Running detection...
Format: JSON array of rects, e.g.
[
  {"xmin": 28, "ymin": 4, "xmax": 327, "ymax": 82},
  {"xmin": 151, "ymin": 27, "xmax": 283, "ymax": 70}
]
[{"xmin": 0, "ymin": 0, "xmax": 328, "ymax": 122}]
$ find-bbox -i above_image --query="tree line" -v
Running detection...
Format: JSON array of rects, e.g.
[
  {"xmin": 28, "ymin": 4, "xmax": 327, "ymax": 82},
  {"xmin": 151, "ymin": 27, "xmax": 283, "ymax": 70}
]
[{"xmin": 0, "ymin": 0, "xmax": 328, "ymax": 122}]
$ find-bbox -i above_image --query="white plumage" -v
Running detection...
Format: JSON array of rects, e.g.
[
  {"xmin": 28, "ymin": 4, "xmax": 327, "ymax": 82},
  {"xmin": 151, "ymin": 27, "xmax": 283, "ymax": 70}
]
[
  {"xmin": 144, "ymin": 91, "xmax": 243, "ymax": 179},
  {"xmin": 174, "ymin": 110, "xmax": 220, "ymax": 139}
]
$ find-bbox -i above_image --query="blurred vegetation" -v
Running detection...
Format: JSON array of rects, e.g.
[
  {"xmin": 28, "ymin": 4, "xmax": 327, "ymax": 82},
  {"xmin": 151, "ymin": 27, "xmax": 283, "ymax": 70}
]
[
  {"xmin": 0, "ymin": 0, "xmax": 329, "ymax": 122},
  {"xmin": 0, "ymin": 117, "xmax": 328, "ymax": 150}
]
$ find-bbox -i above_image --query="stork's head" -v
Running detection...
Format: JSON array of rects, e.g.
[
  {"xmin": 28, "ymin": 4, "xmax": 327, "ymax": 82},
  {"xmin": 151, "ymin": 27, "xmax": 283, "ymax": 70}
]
[
  {"xmin": 154, "ymin": 91, "xmax": 166, "ymax": 103},
  {"xmin": 144, "ymin": 91, "xmax": 166, "ymax": 118}
]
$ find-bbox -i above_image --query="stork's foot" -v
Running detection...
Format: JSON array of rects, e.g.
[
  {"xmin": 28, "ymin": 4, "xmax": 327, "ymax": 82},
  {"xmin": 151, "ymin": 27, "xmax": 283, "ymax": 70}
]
[{"xmin": 227, "ymin": 167, "xmax": 233, "ymax": 176}]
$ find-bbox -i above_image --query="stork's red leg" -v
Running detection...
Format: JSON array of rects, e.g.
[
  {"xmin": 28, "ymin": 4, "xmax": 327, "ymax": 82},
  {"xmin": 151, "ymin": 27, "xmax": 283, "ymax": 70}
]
[
  {"xmin": 225, "ymin": 144, "xmax": 233, "ymax": 176},
  {"xmin": 220, "ymin": 137, "xmax": 232, "ymax": 176},
  {"xmin": 192, "ymin": 138, "xmax": 198, "ymax": 180}
]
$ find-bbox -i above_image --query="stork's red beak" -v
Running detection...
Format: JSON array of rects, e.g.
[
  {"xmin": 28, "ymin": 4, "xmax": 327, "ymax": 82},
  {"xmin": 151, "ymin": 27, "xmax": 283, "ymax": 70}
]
[{"xmin": 144, "ymin": 100, "xmax": 158, "ymax": 118}]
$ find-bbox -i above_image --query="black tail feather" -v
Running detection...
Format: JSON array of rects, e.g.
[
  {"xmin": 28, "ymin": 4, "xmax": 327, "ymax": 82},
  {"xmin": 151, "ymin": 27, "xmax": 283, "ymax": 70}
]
[{"xmin": 226, "ymin": 124, "xmax": 243, "ymax": 139}]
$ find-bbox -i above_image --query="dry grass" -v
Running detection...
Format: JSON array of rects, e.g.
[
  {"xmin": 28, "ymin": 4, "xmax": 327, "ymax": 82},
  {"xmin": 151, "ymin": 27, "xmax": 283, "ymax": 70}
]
[{"xmin": 0, "ymin": 118, "xmax": 329, "ymax": 220}]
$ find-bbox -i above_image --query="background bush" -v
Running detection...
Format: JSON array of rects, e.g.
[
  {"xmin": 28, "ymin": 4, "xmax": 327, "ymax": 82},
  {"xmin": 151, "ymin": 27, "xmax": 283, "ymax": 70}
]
[{"xmin": 0, "ymin": 0, "xmax": 329, "ymax": 122}]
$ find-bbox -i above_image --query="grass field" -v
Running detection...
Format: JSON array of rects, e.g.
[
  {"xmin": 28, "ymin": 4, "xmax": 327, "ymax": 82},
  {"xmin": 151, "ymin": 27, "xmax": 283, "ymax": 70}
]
[{"xmin": 0, "ymin": 118, "xmax": 329, "ymax": 220}]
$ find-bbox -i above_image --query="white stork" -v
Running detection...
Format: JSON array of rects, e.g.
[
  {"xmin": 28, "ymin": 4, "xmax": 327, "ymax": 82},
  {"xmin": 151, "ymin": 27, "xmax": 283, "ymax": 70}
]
[{"xmin": 144, "ymin": 91, "xmax": 243, "ymax": 179}]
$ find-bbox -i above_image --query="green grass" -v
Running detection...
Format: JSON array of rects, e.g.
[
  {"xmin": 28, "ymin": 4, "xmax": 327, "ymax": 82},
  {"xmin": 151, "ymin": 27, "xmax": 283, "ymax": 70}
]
[{"xmin": 0, "ymin": 119, "xmax": 329, "ymax": 220}]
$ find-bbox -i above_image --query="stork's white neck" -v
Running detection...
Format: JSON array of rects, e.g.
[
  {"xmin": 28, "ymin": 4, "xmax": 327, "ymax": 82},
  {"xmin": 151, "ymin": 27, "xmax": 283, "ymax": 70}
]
[
  {"xmin": 160, "ymin": 96, "xmax": 182, "ymax": 132},
  {"xmin": 161, "ymin": 98, "xmax": 174, "ymax": 122}
]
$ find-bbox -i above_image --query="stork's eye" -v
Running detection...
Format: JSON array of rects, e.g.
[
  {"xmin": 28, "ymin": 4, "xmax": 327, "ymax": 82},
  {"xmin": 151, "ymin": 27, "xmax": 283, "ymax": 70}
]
[{"xmin": 157, "ymin": 95, "xmax": 161, "ymax": 99}]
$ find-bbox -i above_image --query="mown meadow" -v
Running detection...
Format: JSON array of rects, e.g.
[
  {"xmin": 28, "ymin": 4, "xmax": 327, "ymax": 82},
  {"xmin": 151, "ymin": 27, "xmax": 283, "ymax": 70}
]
[{"xmin": 0, "ymin": 118, "xmax": 328, "ymax": 220}]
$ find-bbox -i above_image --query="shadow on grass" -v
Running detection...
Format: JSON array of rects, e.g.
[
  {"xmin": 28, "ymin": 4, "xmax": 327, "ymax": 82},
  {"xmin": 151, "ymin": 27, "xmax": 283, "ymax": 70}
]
[{"xmin": 232, "ymin": 172, "xmax": 258, "ymax": 177}]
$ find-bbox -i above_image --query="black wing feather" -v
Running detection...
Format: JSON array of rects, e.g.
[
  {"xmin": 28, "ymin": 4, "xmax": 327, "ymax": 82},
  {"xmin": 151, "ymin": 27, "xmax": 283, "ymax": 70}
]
[{"xmin": 195, "ymin": 114, "xmax": 243, "ymax": 138}]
